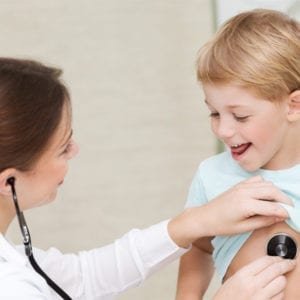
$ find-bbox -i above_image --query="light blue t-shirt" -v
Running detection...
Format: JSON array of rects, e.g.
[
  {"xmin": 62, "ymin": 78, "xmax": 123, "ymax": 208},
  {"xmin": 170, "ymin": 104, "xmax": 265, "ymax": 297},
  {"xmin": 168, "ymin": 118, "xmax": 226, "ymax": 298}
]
[{"xmin": 185, "ymin": 151, "xmax": 300, "ymax": 279}]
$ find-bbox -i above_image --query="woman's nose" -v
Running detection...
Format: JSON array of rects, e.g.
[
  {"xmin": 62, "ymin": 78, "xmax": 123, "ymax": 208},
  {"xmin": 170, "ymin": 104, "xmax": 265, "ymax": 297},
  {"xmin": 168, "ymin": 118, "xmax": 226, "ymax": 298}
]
[{"xmin": 70, "ymin": 140, "xmax": 80, "ymax": 159}]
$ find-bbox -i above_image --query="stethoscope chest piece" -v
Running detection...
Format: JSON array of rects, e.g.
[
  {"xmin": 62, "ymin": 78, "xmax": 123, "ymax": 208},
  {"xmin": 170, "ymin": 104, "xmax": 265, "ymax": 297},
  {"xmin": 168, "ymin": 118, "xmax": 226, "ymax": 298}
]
[{"xmin": 267, "ymin": 233, "xmax": 297, "ymax": 259}]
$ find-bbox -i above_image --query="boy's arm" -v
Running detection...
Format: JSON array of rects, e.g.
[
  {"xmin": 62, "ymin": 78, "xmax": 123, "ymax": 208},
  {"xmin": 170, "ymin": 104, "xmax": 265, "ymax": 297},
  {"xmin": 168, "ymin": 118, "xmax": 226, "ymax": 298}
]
[{"xmin": 176, "ymin": 237, "xmax": 214, "ymax": 300}]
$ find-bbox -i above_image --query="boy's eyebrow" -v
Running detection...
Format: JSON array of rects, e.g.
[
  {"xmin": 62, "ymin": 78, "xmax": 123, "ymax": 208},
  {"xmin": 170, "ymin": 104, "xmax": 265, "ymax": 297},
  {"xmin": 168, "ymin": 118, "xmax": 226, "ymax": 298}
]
[{"xmin": 205, "ymin": 99, "xmax": 245, "ymax": 109}]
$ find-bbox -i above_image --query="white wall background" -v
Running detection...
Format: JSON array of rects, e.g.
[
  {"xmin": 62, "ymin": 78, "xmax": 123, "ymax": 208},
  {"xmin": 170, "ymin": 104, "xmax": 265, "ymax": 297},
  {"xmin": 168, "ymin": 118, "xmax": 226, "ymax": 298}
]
[
  {"xmin": 4, "ymin": 1, "xmax": 216, "ymax": 299},
  {"xmin": 215, "ymin": 0, "xmax": 300, "ymax": 25},
  {"xmin": 4, "ymin": 0, "xmax": 300, "ymax": 299}
]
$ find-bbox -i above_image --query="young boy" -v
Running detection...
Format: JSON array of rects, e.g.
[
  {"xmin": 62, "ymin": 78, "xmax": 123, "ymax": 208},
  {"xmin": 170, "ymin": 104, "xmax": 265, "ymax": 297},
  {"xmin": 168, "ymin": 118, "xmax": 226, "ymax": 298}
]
[{"xmin": 176, "ymin": 9, "xmax": 300, "ymax": 299}]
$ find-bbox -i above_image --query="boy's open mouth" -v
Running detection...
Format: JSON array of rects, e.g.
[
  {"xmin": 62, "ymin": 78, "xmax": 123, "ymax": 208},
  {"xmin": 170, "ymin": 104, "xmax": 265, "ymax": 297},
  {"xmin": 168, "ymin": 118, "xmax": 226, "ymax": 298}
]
[{"xmin": 231, "ymin": 143, "xmax": 252, "ymax": 158}]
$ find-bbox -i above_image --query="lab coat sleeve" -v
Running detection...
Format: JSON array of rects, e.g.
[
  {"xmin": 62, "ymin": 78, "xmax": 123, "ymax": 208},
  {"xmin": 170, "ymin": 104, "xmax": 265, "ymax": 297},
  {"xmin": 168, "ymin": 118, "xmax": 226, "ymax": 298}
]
[
  {"xmin": 79, "ymin": 219, "xmax": 190, "ymax": 298},
  {"xmin": 33, "ymin": 220, "xmax": 190, "ymax": 299}
]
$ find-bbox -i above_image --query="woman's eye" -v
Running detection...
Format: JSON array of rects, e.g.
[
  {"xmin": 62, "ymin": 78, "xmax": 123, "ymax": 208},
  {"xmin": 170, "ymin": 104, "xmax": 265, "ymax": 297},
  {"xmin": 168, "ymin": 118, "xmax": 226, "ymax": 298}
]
[
  {"xmin": 62, "ymin": 141, "xmax": 73, "ymax": 154},
  {"xmin": 209, "ymin": 112, "xmax": 219, "ymax": 118}
]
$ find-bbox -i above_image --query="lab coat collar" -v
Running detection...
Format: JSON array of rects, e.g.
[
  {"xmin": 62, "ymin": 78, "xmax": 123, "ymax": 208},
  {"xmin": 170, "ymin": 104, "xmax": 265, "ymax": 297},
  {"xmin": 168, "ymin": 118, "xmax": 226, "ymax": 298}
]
[{"xmin": 0, "ymin": 234, "xmax": 28, "ymax": 266}]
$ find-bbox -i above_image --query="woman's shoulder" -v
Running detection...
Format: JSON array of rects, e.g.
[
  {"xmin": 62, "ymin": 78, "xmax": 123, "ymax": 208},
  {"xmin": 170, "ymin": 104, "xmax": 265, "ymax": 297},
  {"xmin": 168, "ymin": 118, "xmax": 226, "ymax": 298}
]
[{"xmin": 0, "ymin": 258, "xmax": 51, "ymax": 298}]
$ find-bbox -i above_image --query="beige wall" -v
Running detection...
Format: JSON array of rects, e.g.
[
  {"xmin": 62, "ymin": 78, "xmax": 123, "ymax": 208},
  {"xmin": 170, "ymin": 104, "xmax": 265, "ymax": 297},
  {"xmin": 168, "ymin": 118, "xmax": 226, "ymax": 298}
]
[{"xmin": 4, "ymin": 1, "xmax": 217, "ymax": 299}]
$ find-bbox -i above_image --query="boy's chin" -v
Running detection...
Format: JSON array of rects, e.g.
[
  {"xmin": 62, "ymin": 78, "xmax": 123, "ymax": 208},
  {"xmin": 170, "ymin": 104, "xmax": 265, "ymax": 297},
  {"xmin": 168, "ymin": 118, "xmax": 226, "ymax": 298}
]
[{"xmin": 237, "ymin": 160, "xmax": 261, "ymax": 172}]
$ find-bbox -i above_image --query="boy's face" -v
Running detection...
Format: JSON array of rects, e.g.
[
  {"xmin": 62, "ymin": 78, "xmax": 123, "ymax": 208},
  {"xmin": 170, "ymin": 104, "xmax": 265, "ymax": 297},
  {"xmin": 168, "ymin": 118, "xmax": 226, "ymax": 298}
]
[{"xmin": 203, "ymin": 83, "xmax": 291, "ymax": 172}]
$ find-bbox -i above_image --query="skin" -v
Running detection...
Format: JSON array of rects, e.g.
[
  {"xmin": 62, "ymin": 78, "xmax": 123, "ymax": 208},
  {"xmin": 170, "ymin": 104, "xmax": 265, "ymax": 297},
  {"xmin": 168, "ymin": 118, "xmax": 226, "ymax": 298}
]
[
  {"xmin": 215, "ymin": 256, "xmax": 296, "ymax": 300},
  {"xmin": 0, "ymin": 97, "xmax": 296, "ymax": 299},
  {"xmin": 169, "ymin": 176, "xmax": 291, "ymax": 248},
  {"xmin": 0, "ymin": 106, "xmax": 79, "ymax": 233},
  {"xmin": 204, "ymin": 84, "xmax": 300, "ymax": 171},
  {"xmin": 205, "ymin": 83, "xmax": 300, "ymax": 298},
  {"xmin": 226, "ymin": 222, "xmax": 300, "ymax": 299},
  {"xmin": 176, "ymin": 83, "xmax": 300, "ymax": 299}
]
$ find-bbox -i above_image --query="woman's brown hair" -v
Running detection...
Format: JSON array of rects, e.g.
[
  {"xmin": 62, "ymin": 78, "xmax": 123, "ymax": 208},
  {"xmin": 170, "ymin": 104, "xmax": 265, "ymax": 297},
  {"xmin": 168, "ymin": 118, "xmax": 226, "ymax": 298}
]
[{"xmin": 0, "ymin": 58, "xmax": 70, "ymax": 172}]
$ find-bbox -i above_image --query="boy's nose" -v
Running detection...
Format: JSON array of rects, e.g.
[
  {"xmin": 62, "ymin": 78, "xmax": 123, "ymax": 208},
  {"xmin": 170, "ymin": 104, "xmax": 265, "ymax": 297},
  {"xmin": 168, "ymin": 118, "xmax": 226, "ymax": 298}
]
[{"xmin": 215, "ymin": 121, "xmax": 235, "ymax": 140}]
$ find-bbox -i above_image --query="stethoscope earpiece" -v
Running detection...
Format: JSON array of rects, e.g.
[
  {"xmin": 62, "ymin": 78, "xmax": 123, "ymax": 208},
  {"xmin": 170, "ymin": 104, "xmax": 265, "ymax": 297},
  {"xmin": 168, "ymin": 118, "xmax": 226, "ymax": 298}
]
[
  {"xmin": 6, "ymin": 177, "xmax": 15, "ymax": 186},
  {"xmin": 267, "ymin": 233, "xmax": 297, "ymax": 259}
]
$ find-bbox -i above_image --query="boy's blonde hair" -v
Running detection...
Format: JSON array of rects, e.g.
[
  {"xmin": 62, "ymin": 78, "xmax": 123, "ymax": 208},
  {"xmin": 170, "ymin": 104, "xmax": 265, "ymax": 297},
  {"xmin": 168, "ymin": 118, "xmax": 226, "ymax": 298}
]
[{"xmin": 197, "ymin": 9, "xmax": 300, "ymax": 101}]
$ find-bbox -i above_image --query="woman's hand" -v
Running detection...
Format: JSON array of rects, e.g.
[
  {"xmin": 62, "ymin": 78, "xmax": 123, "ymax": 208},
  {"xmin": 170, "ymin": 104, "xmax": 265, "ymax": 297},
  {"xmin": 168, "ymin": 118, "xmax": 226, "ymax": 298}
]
[
  {"xmin": 200, "ymin": 175, "xmax": 292, "ymax": 237},
  {"xmin": 168, "ymin": 176, "xmax": 291, "ymax": 248},
  {"xmin": 214, "ymin": 256, "xmax": 296, "ymax": 300}
]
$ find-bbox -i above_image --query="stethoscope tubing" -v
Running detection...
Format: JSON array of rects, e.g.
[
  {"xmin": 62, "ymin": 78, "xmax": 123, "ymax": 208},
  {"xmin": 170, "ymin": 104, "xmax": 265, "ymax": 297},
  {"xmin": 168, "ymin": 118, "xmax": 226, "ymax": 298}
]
[{"xmin": 7, "ymin": 177, "xmax": 72, "ymax": 300}]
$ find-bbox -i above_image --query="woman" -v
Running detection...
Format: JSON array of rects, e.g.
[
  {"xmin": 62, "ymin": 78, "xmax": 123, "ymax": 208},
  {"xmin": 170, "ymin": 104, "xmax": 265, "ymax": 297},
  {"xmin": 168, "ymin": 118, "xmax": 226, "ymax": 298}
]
[{"xmin": 0, "ymin": 58, "xmax": 294, "ymax": 299}]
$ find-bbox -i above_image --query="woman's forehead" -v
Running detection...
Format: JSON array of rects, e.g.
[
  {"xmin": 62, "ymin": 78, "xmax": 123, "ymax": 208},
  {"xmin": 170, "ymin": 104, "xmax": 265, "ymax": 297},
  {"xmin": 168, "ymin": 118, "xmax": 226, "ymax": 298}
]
[{"xmin": 47, "ymin": 106, "xmax": 72, "ymax": 151}]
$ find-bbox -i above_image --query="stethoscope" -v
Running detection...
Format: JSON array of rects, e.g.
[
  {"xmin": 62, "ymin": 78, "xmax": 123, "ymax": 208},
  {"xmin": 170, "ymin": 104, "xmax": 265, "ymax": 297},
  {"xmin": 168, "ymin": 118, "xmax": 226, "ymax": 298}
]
[
  {"xmin": 267, "ymin": 233, "xmax": 297, "ymax": 259},
  {"xmin": 7, "ymin": 176, "xmax": 298, "ymax": 299},
  {"xmin": 7, "ymin": 177, "xmax": 72, "ymax": 300}
]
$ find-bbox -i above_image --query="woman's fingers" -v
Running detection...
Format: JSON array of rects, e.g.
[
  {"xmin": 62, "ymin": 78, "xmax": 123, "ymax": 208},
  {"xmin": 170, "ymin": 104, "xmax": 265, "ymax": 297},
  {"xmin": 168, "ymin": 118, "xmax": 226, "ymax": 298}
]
[
  {"xmin": 201, "ymin": 176, "xmax": 293, "ymax": 236},
  {"xmin": 232, "ymin": 256, "xmax": 295, "ymax": 300},
  {"xmin": 214, "ymin": 256, "xmax": 294, "ymax": 300},
  {"xmin": 270, "ymin": 292, "xmax": 284, "ymax": 300},
  {"xmin": 235, "ymin": 176, "xmax": 293, "ymax": 206},
  {"xmin": 247, "ymin": 256, "xmax": 295, "ymax": 299},
  {"xmin": 238, "ymin": 216, "xmax": 284, "ymax": 232},
  {"xmin": 258, "ymin": 258, "xmax": 295, "ymax": 287},
  {"xmin": 260, "ymin": 275, "xmax": 286, "ymax": 299},
  {"xmin": 250, "ymin": 185, "xmax": 293, "ymax": 206},
  {"xmin": 247, "ymin": 200, "xmax": 288, "ymax": 218},
  {"xmin": 243, "ymin": 256, "xmax": 283, "ymax": 276}
]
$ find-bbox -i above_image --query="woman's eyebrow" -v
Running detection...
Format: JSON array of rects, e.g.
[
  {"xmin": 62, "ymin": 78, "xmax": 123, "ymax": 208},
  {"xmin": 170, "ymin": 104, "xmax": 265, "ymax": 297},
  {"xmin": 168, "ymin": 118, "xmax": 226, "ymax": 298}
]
[
  {"xmin": 204, "ymin": 99, "xmax": 211, "ymax": 106},
  {"xmin": 204, "ymin": 99, "xmax": 214, "ymax": 108},
  {"xmin": 60, "ymin": 130, "xmax": 73, "ymax": 148}
]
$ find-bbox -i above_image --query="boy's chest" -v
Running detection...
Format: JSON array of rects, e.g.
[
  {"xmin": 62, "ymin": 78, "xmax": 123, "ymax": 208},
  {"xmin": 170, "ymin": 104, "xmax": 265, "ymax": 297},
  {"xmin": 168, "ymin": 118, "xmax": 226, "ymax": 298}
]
[{"xmin": 225, "ymin": 221, "xmax": 300, "ymax": 298}]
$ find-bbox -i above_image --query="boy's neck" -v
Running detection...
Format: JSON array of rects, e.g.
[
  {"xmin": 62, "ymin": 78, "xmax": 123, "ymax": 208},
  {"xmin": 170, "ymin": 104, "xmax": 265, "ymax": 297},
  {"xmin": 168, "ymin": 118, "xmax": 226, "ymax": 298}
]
[{"xmin": 263, "ymin": 124, "xmax": 300, "ymax": 170}]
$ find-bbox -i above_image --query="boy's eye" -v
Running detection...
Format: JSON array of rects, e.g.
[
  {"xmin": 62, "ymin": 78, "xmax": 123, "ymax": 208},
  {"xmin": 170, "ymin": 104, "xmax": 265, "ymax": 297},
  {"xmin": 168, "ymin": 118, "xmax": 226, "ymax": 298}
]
[{"xmin": 233, "ymin": 114, "xmax": 249, "ymax": 122}]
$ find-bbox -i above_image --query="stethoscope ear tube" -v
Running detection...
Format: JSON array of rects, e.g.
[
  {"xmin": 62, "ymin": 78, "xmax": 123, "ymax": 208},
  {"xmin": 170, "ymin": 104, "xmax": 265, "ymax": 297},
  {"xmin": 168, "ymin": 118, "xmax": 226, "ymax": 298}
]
[
  {"xmin": 28, "ymin": 254, "xmax": 72, "ymax": 299},
  {"xmin": 267, "ymin": 233, "xmax": 297, "ymax": 259},
  {"xmin": 7, "ymin": 177, "xmax": 72, "ymax": 300}
]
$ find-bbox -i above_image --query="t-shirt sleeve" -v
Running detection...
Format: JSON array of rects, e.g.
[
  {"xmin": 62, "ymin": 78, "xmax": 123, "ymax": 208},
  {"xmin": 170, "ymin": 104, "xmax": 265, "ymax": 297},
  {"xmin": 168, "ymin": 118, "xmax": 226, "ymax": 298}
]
[{"xmin": 185, "ymin": 167, "xmax": 208, "ymax": 208}]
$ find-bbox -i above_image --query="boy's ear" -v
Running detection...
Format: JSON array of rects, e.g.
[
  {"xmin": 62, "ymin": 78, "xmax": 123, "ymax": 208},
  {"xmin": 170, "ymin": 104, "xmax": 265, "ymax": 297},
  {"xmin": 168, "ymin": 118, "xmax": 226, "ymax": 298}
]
[
  {"xmin": 0, "ymin": 168, "xmax": 17, "ymax": 196},
  {"xmin": 287, "ymin": 90, "xmax": 300, "ymax": 122}
]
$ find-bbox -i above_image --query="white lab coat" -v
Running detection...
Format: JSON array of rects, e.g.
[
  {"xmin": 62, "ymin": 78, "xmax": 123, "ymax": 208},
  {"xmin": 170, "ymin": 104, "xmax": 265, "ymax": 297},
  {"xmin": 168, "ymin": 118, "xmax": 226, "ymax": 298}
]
[{"xmin": 0, "ymin": 220, "xmax": 189, "ymax": 299}]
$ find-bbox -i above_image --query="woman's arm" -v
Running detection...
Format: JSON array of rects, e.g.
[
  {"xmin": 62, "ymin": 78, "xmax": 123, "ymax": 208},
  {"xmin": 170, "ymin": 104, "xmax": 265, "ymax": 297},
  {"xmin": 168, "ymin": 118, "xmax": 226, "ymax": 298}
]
[
  {"xmin": 34, "ymin": 177, "xmax": 292, "ymax": 298},
  {"xmin": 33, "ymin": 220, "xmax": 189, "ymax": 299},
  {"xmin": 169, "ymin": 176, "xmax": 290, "ymax": 249},
  {"xmin": 174, "ymin": 176, "xmax": 292, "ymax": 299}
]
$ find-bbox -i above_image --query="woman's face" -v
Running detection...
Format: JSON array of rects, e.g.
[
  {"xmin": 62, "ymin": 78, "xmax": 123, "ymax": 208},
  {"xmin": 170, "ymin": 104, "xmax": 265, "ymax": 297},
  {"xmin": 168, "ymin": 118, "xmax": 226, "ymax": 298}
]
[{"xmin": 14, "ymin": 107, "xmax": 79, "ymax": 210}]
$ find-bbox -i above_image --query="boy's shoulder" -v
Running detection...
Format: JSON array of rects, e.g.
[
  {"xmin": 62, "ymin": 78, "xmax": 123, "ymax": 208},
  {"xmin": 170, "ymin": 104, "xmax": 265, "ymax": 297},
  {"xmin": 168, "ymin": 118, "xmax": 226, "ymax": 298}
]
[
  {"xmin": 193, "ymin": 151, "xmax": 245, "ymax": 201},
  {"xmin": 195, "ymin": 151, "xmax": 244, "ymax": 183},
  {"xmin": 198, "ymin": 151, "xmax": 231, "ymax": 171}
]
